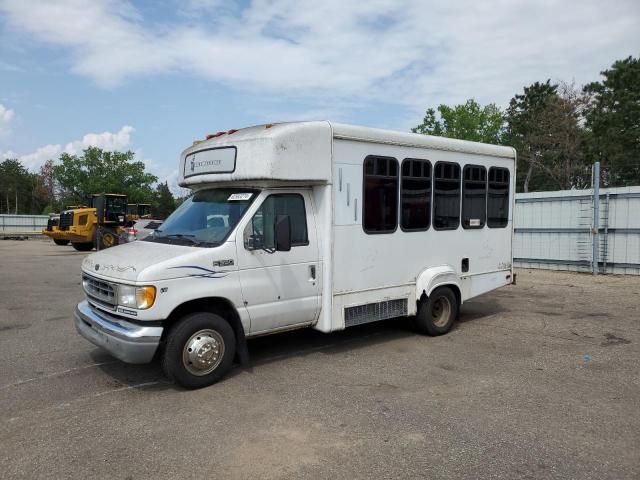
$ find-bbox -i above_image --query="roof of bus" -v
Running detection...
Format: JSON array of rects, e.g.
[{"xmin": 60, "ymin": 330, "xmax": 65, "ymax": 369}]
[
  {"xmin": 178, "ymin": 121, "xmax": 515, "ymax": 187},
  {"xmin": 185, "ymin": 121, "xmax": 515, "ymax": 159},
  {"xmin": 330, "ymin": 122, "xmax": 515, "ymax": 159}
]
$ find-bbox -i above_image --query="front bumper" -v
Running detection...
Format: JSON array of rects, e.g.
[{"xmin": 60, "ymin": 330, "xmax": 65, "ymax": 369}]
[
  {"xmin": 74, "ymin": 300, "xmax": 163, "ymax": 364},
  {"xmin": 43, "ymin": 229, "xmax": 86, "ymax": 242}
]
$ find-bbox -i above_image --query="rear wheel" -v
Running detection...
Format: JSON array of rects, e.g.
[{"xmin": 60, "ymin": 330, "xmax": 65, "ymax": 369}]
[
  {"xmin": 414, "ymin": 286, "xmax": 458, "ymax": 336},
  {"xmin": 98, "ymin": 228, "xmax": 119, "ymax": 249},
  {"xmin": 162, "ymin": 312, "xmax": 236, "ymax": 389},
  {"xmin": 71, "ymin": 242, "xmax": 93, "ymax": 251},
  {"xmin": 53, "ymin": 239, "xmax": 69, "ymax": 246}
]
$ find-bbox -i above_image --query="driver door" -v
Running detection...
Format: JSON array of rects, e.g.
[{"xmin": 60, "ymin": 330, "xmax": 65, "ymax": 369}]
[{"xmin": 236, "ymin": 190, "xmax": 321, "ymax": 334}]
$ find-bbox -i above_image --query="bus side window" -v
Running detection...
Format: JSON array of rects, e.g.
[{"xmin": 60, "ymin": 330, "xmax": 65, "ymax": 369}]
[
  {"xmin": 400, "ymin": 158, "xmax": 431, "ymax": 231},
  {"xmin": 487, "ymin": 167, "xmax": 510, "ymax": 228},
  {"xmin": 433, "ymin": 162, "xmax": 461, "ymax": 230},
  {"xmin": 462, "ymin": 165, "xmax": 487, "ymax": 229},
  {"xmin": 363, "ymin": 156, "xmax": 399, "ymax": 233},
  {"xmin": 248, "ymin": 194, "xmax": 309, "ymax": 249}
]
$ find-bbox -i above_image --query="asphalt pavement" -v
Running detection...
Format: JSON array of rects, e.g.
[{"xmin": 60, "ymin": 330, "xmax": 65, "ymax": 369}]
[{"xmin": 1, "ymin": 239, "xmax": 639, "ymax": 479}]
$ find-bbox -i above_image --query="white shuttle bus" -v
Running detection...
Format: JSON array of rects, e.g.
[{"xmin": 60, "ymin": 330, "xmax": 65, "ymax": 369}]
[{"xmin": 75, "ymin": 122, "xmax": 515, "ymax": 388}]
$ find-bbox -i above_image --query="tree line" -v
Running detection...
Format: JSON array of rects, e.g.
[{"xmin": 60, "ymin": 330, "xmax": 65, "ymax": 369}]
[
  {"xmin": 0, "ymin": 147, "xmax": 179, "ymax": 217},
  {"xmin": 412, "ymin": 56, "xmax": 639, "ymax": 192}
]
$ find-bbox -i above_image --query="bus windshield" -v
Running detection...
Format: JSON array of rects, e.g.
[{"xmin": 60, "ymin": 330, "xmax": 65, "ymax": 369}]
[{"xmin": 145, "ymin": 188, "xmax": 257, "ymax": 247}]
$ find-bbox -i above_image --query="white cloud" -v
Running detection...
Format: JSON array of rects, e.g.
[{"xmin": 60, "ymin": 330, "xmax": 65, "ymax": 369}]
[
  {"xmin": 17, "ymin": 143, "xmax": 62, "ymax": 168},
  {"xmin": 0, "ymin": 103, "xmax": 15, "ymax": 136},
  {"xmin": 7, "ymin": 125, "xmax": 135, "ymax": 170},
  {"xmin": 64, "ymin": 125, "xmax": 134, "ymax": 155},
  {"xmin": 0, "ymin": 0, "xmax": 639, "ymax": 121}
]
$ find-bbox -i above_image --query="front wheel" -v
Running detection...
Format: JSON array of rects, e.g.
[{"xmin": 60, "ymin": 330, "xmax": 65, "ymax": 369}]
[
  {"xmin": 162, "ymin": 312, "xmax": 236, "ymax": 389},
  {"xmin": 414, "ymin": 286, "xmax": 458, "ymax": 336},
  {"xmin": 53, "ymin": 239, "xmax": 69, "ymax": 246}
]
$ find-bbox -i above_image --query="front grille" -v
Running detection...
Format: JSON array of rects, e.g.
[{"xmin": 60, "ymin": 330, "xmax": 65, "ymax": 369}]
[
  {"xmin": 46, "ymin": 218, "xmax": 58, "ymax": 231},
  {"xmin": 344, "ymin": 298, "xmax": 408, "ymax": 327},
  {"xmin": 82, "ymin": 274, "xmax": 117, "ymax": 309},
  {"xmin": 59, "ymin": 211, "xmax": 74, "ymax": 231}
]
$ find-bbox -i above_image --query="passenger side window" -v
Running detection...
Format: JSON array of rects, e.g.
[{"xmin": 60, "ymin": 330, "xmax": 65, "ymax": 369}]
[
  {"xmin": 401, "ymin": 158, "xmax": 431, "ymax": 231},
  {"xmin": 363, "ymin": 156, "xmax": 398, "ymax": 233},
  {"xmin": 462, "ymin": 165, "xmax": 487, "ymax": 229},
  {"xmin": 433, "ymin": 162, "xmax": 461, "ymax": 230},
  {"xmin": 247, "ymin": 194, "xmax": 308, "ymax": 250},
  {"xmin": 487, "ymin": 167, "xmax": 510, "ymax": 228}
]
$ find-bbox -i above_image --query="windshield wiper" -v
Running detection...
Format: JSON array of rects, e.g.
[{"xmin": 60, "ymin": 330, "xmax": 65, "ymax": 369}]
[{"xmin": 155, "ymin": 233, "xmax": 202, "ymax": 246}]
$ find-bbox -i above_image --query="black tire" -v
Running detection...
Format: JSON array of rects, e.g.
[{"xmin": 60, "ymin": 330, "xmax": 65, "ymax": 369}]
[
  {"xmin": 162, "ymin": 312, "xmax": 236, "ymax": 389},
  {"xmin": 414, "ymin": 287, "xmax": 458, "ymax": 336},
  {"xmin": 98, "ymin": 228, "xmax": 119, "ymax": 249},
  {"xmin": 53, "ymin": 239, "xmax": 70, "ymax": 246},
  {"xmin": 71, "ymin": 242, "xmax": 94, "ymax": 251}
]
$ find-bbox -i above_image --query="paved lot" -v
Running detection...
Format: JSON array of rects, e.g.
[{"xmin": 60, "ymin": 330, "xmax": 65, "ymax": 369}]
[{"xmin": 1, "ymin": 239, "xmax": 639, "ymax": 479}]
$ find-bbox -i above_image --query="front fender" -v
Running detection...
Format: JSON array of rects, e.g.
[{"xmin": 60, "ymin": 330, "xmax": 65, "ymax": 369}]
[{"xmin": 416, "ymin": 265, "xmax": 461, "ymax": 302}]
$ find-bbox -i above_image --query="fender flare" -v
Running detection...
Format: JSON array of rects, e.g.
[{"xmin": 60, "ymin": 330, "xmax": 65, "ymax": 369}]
[{"xmin": 415, "ymin": 265, "xmax": 462, "ymax": 303}]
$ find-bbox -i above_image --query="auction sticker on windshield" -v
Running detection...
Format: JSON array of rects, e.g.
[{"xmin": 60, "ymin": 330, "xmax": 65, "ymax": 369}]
[
  {"xmin": 184, "ymin": 147, "xmax": 236, "ymax": 177},
  {"xmin": 228, "ymin": 193, "xmax": 253, "ymax": 201}
]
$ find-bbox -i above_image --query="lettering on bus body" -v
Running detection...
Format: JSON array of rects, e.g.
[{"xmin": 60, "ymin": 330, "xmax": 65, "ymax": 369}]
[{"xmin": 184, "ymin": 147, "xmax": 237, "ymax": 177}]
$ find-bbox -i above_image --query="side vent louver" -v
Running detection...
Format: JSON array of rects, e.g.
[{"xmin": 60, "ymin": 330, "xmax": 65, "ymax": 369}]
[{"xmin": 344, "ymin": 299, "xmax": 408, "ymax": 327}]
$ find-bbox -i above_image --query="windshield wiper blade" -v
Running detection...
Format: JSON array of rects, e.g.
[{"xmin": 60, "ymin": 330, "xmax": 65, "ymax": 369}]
[{"xmin": 156, "ymin": 234, "xmax": 201, "ymax": 245}]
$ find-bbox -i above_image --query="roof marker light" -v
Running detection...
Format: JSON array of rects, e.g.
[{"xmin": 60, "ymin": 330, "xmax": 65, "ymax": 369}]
[
  {"xmin": 265, "ymin": 123, "xmax": 274, "ymax": 129},
  {"xmin": 205, "ymin": 131, "xmax": 226, "ymax": 140},
  {"xmin": 227, "ymin": 129, "xmax": 238, "ymax": 135}
]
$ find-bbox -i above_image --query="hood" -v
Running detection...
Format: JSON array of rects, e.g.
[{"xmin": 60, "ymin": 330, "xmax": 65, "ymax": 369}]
[{"xmin": 81, "ymin": 240, "xmax": 236, "ymax": 283}]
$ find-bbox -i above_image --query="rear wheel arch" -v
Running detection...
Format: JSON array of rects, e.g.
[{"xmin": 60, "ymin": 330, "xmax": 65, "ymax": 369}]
[
  {"xmin": 415, "ymin": 265, "xmax": 462, "ymax": 310},
  {"xmin": 162, "ymin": 297, "xmax": 249, "ymax": 365}
]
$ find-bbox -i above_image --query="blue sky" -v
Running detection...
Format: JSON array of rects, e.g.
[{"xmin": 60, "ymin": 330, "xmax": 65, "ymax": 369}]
[{"xmin": 1, "ymin": 0, "xmax": 639, "ymax": 191}]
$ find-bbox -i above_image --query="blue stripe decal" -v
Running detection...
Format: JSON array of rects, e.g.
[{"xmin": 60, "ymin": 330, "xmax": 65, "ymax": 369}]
[{"xmin": 168, "ymin": 266, "xmax": 229, "ymax": 279}]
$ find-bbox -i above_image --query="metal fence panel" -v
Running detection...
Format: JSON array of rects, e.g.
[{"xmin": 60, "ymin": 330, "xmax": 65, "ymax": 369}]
[
  {"xmin": 514, "ymin": 186, "xmax": 640, "ymax": 275},
  {"xmin": 0, "ymin": 214, "xmax": 49, "ymax": 234}
]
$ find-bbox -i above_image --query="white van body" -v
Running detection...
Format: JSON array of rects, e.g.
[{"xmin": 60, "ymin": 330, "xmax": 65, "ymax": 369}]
[{"xmin": 75, "ymin": 121, "xmax": 515, "ymax": 386}]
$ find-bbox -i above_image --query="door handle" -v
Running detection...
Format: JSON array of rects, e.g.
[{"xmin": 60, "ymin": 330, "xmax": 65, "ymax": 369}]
[{"xmin": 309, "ymin": 265, "xmax": 316, "ymax": 280}]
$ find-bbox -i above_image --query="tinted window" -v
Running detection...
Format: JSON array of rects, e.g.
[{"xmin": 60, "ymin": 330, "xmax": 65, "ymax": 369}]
[
  {"xmin": 251, "ymin": 194, "xmax": 308, "ymax": 248},
  {"xmin": 401, "ymin": 159, "xmax": 431, "ymax": 231},
  {"xmin": 433, "ymin": 162, "xmax": 461, "ymax": 230},
  {"xmin": 462, "ymin": 165, "xmax": 487, "ymax": 229},
  {"xmin": 487, "ymin": 167, "xmax": 510, "ymax": 228},
  {"xmin": 363, "ymin": 156, "xmax": 398, "ymax": 233}
]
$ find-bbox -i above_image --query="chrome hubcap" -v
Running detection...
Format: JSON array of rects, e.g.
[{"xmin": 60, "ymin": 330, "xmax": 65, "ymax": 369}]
[
  {"xmin": 431, "ymin": 297, "xmax": 451, "ymax": 328},
  {"xmin": 182, "ymin": 329, "xmax": 224, "ymax": 376}
]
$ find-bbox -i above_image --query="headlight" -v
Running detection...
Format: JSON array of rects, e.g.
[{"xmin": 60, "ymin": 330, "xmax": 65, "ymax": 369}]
[{"xmin": 117, "ymin": 285, "xmax": 156, "ymax": 309}]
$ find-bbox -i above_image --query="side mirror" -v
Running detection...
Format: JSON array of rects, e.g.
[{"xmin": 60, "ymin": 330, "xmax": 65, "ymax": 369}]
[
  {"xmin": 274, "ymin": 214, "xmax": 291, "ymax": 252},
  {"xmin": 243, "ymin": 221, "xmax": 257, "ymax": 250}
]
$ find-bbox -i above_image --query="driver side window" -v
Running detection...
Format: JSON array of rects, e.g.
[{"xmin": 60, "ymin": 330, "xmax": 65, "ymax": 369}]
[{"xmin": 246, "ymin": 194, "xmax": 308, "ymax": 250}]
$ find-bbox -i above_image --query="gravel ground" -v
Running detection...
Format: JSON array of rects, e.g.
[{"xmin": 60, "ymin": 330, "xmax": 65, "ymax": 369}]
[{"xmin": 1, "ymin": 239, "xmax": 639, "ymax": 479}]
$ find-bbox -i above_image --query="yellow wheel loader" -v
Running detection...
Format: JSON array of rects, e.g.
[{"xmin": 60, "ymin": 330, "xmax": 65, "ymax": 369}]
[
  {"xmin": 42, "ymin": 194, "xmax": 128, "ymax": 251},
  {"xmin": 126, "ymin": 203, "xmax": 152, "ymax": 222}
]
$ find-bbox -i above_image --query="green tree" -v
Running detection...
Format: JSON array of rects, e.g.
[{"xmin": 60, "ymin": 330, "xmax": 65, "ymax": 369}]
[
  {"xmin": 505, "ymin": 81, "xmax": 593, "ymax": 192},
  {"xmin": 583, "ymin": 56, "xmax": 640, "ymax": 186},
  {"xmin": 412, "ymin": 99, "xmax": 505, "ymax": 144},
  {"xmin": 0, "ymin": 159, "xmax": 42, "ymax": 214},
  {"xmin": 152, "ymin": 181, "xmax": 176, "ymax": 219},
  {"xmin": 53, "ymin": 147, "xmax": 157, "ymax": 204},
  {"xmin": 504, "ymin": 80, "xmax": 558, "ymax": 191},
  {"xmin": 33, "ymin": 159, "xmax": 59, "ymax": 212}
]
